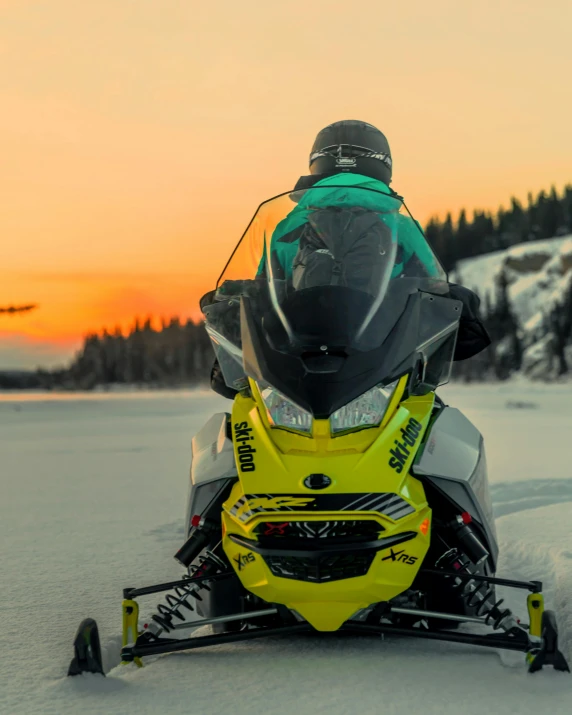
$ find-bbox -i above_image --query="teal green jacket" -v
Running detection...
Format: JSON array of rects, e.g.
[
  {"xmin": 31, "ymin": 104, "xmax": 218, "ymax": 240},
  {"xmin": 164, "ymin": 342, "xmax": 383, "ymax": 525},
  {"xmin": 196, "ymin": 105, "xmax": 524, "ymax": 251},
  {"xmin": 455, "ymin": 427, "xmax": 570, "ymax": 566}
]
[{"xmin": 260, "ymin": 173, "xmax": 440, "ymax": 280}]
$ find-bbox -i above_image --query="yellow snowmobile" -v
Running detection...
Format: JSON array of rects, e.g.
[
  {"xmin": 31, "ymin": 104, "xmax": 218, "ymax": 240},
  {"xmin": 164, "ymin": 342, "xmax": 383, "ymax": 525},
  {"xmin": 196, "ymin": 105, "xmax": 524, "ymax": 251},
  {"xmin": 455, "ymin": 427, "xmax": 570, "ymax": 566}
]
[{"xmin": 69, "ymin": 185, "xmax": 568, "ymax": 676}]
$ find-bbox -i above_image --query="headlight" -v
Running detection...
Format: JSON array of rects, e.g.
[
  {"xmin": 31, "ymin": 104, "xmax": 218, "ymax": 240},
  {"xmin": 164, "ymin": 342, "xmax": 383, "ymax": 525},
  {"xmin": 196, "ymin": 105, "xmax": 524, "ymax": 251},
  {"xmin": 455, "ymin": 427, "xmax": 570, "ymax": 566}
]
[
  {"xmin": 330, "ymin": 380, "xmax": 399, "ymax": 435},
  {"xmin": 260, "ymin": 385, "xmax": 313, "ymax": 435}
]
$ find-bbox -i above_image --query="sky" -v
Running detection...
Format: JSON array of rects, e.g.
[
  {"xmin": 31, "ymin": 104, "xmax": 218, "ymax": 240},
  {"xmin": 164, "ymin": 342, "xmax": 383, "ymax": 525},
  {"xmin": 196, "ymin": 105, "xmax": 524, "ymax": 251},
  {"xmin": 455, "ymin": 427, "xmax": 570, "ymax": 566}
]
[{"xmin": 1, "ymin": 0, "xmax": 571, "ymax": 369}]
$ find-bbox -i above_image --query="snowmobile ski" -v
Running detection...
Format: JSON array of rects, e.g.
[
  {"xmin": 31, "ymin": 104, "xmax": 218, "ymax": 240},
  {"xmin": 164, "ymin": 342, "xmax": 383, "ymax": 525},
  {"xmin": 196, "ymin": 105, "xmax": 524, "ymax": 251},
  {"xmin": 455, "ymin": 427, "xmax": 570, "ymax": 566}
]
[
  {"xmin": 67, "ymin": 565, "xmax": 568, "ymax": 675},
  {"xmin": 527, "ymin": 611, "xmax": 570, "ymax": 673},
  {"xmin": 68, "ymin": 618, "xmax": 105, "ymax": 677}
]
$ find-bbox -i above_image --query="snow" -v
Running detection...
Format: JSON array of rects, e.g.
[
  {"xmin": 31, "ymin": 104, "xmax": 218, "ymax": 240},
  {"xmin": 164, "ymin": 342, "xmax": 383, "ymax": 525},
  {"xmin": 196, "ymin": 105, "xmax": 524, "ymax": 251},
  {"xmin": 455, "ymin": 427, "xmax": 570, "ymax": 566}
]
[
  {"xmin": 506, "ymin": 237, "xmax": 567, "ymax": 261},
  {"xmin": 2, "ymin": 384, "xmax": 572, "ymax": 714},
  {"xmin": 453, "ymin": 236, "xmax": 572, "ymax": 377},
  {"xmin": 453, "ymin": 235, "xmax": 572, "ymax": 328}
]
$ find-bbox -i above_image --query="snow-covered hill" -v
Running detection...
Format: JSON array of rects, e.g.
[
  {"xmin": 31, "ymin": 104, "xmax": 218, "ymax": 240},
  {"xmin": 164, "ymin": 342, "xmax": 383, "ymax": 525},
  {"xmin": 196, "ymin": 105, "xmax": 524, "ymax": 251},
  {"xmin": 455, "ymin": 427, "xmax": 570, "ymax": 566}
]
[{"xmin": 453, "ymin": 236, "xmax": 572, "ymax": 377}]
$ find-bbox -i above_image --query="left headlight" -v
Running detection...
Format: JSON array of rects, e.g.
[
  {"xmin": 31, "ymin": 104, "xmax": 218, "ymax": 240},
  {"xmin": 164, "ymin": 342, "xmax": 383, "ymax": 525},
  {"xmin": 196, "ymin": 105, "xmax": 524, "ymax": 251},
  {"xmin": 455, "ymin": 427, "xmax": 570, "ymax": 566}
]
[
  {"xmin": 330, "ymin": 380, "xmax": 400, "ymax": 435},
  {"xmin": 260, "ymin": 384, "xmax": 313, "ymax": 435}
]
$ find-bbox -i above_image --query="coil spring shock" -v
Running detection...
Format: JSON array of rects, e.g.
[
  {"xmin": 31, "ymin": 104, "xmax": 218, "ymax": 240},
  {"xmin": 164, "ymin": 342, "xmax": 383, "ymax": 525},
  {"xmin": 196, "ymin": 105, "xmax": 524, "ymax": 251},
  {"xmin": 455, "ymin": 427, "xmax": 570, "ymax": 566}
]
[
  {"xmin": 151, "ymin": 550, "xmax": 226, "ymax": 634},
  {"xmin": 436, "ymin": 548, "xmax": 519, "ymax": 633}
]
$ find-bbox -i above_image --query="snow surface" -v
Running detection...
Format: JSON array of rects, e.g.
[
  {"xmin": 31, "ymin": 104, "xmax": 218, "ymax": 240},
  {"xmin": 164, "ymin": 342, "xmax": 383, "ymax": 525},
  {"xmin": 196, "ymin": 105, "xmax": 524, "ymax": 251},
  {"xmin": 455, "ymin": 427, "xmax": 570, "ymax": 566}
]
[{"xmin": 2, "ymin": 384, "xmax": 572, "ymax": 714}]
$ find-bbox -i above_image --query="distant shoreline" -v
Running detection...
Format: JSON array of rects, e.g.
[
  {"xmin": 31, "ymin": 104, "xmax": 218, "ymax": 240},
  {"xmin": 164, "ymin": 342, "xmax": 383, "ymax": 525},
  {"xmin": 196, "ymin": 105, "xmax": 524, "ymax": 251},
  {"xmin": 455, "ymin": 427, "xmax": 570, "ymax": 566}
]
[
  {"xmin": 0, "ymin": 377, "xmax": 210, "ymax": 394},
  {"xmin": 0, "ymin": 385, "xmax": 218, "ymax": 403}
]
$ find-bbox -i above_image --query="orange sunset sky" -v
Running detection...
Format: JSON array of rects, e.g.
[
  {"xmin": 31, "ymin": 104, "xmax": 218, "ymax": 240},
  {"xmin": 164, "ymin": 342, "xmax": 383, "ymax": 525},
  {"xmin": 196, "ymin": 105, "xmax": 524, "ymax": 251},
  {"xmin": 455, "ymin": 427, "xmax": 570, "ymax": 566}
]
[{"xmin": 1, "ymin": 0, "xmax": 571, "ymax": 368}]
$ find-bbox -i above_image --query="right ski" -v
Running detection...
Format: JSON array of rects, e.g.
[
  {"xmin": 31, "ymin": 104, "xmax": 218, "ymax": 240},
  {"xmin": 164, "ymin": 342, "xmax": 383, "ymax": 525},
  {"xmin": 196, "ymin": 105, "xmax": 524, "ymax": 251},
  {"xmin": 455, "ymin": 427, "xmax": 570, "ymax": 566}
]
[{"xmin": 68, "ymin": 618, "xmax": 105, "ymax": 677}]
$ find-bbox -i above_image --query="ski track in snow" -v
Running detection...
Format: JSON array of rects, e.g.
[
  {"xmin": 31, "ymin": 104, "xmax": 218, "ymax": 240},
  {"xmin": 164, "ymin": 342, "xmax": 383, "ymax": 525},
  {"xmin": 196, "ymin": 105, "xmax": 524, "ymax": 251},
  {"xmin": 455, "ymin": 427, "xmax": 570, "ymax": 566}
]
[{"xmin": 1, "ymin": 384, "xmax": 572, "ymax": 714}]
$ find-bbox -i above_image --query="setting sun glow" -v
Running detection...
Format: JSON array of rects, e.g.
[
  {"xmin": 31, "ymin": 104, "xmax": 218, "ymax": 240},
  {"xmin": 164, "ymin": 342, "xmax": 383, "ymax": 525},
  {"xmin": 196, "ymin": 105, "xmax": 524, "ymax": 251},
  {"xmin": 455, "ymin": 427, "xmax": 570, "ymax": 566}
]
[{"xmin": 1, "ymin": 0, "xmax": 571, "ymax": 367}]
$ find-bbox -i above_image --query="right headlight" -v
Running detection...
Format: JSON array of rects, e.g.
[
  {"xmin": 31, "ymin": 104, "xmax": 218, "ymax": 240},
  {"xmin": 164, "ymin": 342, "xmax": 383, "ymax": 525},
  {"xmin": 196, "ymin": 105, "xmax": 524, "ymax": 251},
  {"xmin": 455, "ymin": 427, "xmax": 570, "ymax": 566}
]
[
  {"xmin": 330, "ymin": 380, "xmax": 400, "ymax": 435},
  {"xmin": 260, "ymin": 384, "xmax": 313, "ymax": 435}
]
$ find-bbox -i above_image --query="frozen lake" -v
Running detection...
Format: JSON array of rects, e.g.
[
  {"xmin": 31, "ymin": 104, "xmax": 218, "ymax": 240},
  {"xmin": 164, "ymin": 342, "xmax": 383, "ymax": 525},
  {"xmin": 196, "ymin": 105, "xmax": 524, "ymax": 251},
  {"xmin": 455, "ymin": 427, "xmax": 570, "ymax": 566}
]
[{"xmin": 1, "ymin": 383, "xmax": 572, "ymax": 714}]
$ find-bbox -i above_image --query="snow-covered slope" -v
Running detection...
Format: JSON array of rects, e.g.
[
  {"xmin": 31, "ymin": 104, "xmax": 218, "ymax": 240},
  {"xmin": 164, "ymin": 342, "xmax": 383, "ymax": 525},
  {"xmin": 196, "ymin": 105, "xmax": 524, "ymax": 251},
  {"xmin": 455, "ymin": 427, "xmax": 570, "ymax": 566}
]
[
  {"xmin": 453, "ymin": 236, "xmax": 572, "ymax": 377},
  {"xmin": 1, "ymin": 388, "xmax": 572, "ymax": 715},
  {"xmin": 454, "ymin": 236, "xmax": 572, "ymax": 322}
]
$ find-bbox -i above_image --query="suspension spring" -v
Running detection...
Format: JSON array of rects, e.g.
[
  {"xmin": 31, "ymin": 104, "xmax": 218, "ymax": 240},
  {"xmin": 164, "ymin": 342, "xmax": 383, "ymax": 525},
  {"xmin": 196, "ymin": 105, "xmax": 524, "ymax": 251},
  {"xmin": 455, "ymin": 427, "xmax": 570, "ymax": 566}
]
[
  {"xmin": 436, "ymin": 549, "xmax": 518, "ymax": 633},
  {"xmin": 150, "ymin": 550, "xmax": 226, "ymax": 634}
]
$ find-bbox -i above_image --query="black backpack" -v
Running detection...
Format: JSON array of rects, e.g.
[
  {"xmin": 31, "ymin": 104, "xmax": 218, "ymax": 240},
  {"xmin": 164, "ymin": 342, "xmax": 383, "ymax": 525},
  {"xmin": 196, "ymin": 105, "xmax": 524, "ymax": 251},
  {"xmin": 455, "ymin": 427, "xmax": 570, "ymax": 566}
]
[{"xmin": 291, "ymin": 207, "xmax": 393, "ymax": 296}]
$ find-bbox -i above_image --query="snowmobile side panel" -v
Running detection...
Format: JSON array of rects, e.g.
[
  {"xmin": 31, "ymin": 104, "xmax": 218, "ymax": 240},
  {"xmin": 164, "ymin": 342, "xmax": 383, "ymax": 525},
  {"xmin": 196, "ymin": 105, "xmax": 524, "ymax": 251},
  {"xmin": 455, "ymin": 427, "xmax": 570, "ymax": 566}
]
[
  {"xmin": 185, "ymin": 479, "xmax": 236, "ymax": 539},
  {"xmin": 413, "ymin": 407, "xmax": 480, "ymax": 481},
  {"xmin": 185, "ymin": 412, "xmax": 238, "ymax": 536},
  {"xmin": 412, "ymin": 407, "xmax": 498, "ymax": 566},
  {"xmin": 190, "ymin": 412, "xmax": 237, "ymax": 486}
]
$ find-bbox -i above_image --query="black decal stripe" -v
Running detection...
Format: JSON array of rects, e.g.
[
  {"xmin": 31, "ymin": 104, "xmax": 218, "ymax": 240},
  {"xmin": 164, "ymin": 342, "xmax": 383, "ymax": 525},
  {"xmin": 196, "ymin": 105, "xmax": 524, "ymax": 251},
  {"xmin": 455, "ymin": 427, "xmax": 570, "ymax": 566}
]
[
  {"xmin": 233, "ymin": 494, "xmax": 415, "ymax": 519},
  {"xmin": 230, "ymin": 495, "xmax": 248, "ymax": 516},
  {"xmin": 383, "ymin": 497, "xmax": 413, "ymax": 514},
  {"xmin": 369, "ymin": 495, "xmax": 404, "ymax": 512},
  {"xmin": 351, "ymin": 494, "xmax": 392, "ymax": 513},
  {"xmin": 357, "ymin": 493, "xmax": 392, "ymax": 510},
  {"xmin": 383, "ymin": 497, "xmax": 413, "ymax": 512},
  {"xmin": 354, "ymin": 495, "xmax": 401, "ymax": 516},
  {"xmin": 367, "ymin": 497, "xmax": 412, "ymax": 519},
  {"xmin": 341, "ymin": 493, "xmax": 377, "ymax": 511},
  {"xmin": 348, "ymin": 496, "xmax": 383, "ymax": 512},
  {"xmin": 374, "ymin": 495, "xmax": 408, "ymax": 513},
  {"xmin": 385, "ymin": 504, "xmax": 416, "ymax": 520},
  {"xmin": 369, "ymin": 494, "xmax": 406, "ymax": 510},
  {"xmin": 347, "ymin": 494, "xmax": 387, "ymax": 512}
]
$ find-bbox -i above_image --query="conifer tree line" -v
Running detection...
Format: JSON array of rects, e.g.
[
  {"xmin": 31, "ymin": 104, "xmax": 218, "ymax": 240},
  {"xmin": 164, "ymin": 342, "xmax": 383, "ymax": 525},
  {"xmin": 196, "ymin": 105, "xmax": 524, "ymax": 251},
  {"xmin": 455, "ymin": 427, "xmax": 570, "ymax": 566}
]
[
  {"xmin": 426, "ymin": 184, "xmax": 572, "ymax": 272},
  {"xmin": 2, "ymin": 183, "xmax": 572, "ymax": 389},
  {"xmin": 32, "ymin": 317, "xmax": 214, "ymax": 390}
]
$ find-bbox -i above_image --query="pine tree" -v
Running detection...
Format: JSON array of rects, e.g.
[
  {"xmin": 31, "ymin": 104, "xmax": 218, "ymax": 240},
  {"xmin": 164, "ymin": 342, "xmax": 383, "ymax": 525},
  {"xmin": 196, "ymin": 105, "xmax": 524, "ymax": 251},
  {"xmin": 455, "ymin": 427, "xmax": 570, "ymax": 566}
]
[
  {"xmin": 563, "ymin": 185, "xmax": 572, "ymax": 233},
  {"xmin": 539, "ymin": 186, "xmax": 566, "ymax": 238},
  {"xmin": 441, "ymin": 213, "xmax": 455, "ymax": 268},
  {"xmin": 425, "ymin": 216, "xmax": 448, "ymax": 268},
  {"xmin": 548, "ymin": 279, "xmax": 572, "ymax": 376},
  {"xmin": 485, "ymin": 270, "xmax": 522, "ymax": 380}
]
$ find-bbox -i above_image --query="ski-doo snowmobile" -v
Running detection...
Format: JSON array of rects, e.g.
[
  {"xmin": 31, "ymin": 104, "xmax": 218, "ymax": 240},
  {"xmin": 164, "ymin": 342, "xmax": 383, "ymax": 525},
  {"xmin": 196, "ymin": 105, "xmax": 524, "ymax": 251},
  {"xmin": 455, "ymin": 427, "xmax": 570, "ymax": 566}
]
[{"xmin": 69, "ymin": 185, "xmax": 569, "ymax": 676}]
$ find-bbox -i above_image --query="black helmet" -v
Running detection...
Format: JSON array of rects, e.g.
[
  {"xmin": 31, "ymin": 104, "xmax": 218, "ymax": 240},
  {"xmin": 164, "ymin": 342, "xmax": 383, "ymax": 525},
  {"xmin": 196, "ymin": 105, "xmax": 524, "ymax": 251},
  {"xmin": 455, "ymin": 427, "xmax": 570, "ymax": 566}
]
[{"xmin": 309, "ymin": 120, "xmax": 392, "ymax": 184}]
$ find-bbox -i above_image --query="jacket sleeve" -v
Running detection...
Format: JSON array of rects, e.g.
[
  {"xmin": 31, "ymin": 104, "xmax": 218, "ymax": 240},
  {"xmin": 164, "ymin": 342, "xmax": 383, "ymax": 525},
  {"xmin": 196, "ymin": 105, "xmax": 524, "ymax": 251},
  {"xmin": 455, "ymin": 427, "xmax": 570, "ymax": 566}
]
[
  {"xmin": 448, "ymin": 283, "xmax": 492, "ymax": 361},
  {"xmin": 210, "ymin": 358, "xmax": 239, "ymax": 400},
  {"xmin": 396, "ymin": 216, "xmax": 441, "ymax": 278}
]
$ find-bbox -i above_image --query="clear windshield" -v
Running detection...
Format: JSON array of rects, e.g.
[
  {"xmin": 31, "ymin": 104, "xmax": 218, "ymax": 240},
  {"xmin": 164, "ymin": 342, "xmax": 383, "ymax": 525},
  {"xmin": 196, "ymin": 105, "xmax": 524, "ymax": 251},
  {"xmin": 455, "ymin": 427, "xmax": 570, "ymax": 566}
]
[{"xmin": 204, "ymin": 185, "xmax": 450, "ymax": 393}]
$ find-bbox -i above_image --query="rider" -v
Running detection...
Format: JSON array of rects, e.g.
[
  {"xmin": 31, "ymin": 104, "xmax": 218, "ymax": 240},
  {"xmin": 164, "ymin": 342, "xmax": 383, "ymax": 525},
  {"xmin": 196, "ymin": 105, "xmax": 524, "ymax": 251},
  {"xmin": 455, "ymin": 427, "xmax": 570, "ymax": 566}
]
[
  {"xmin": 258, "ymin": 121, "xmax": 440, "ymax": 282},
  {"xmin": 205, "ymin": 120, "xmax": 490, "ymax": 399}
]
